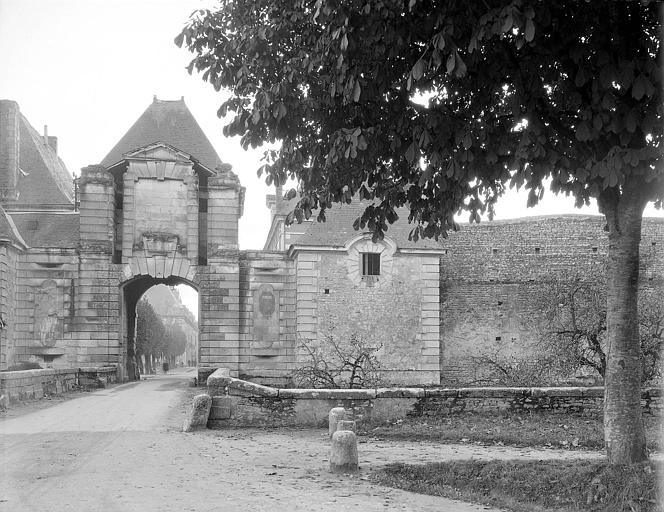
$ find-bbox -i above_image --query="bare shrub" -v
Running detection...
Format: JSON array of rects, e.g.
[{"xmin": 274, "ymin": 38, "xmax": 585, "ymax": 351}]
[{"xmin": 292, "ymin": 334, "xmax": 382, "ymax": 389}]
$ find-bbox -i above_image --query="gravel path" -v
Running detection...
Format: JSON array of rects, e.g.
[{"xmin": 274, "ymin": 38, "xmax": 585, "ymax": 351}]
[{"xmin": 0, "ymin": 370, "xmax": 622, "ymax": 512}]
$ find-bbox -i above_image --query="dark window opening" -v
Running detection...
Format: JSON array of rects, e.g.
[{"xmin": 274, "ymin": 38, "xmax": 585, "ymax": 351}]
[
  {"xmin": 495, "ymin": 336, "xmax": 502, "ymax": 341},
  {"xmin": 112, "ymin": 250, "xmax": 122, "ymax": 264},
  {"xmin": 492, "ymin": 248, "xmax": 498, "ymax": 254},
  {"xmin": 592, "ymin": 247, "xmax": 598, "ymax": 253},
  {"xmin": 535, "ymin": 247, "xmax": 540, "ymax": 254},
  {"xmin": 361, "ymin": 253, "xmax": 380, "ymax": 276},
  {"xmin": 324, "ymin": 288, "xmax": 330, "ymax": 294}
]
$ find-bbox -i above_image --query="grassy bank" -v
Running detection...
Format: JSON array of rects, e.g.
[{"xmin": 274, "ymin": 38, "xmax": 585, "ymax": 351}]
[
  {"xmin": 373, "ymin": 459, "xmax": 662, "ymax": 512},
  {"xmin": 360, "ymin": 413, "xmax": 661, "ymax": 451}
]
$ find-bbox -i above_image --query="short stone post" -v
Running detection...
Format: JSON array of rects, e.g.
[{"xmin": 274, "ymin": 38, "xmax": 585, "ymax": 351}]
[
  {"xmin": 330, "ymin": 430, "xmax": 358, "ymax": 473},
  {"xmin": 328, "ymin": 407, "xmax": 346, "ymax": 439},
  {"xmin": 183, "ymin": 393, "xmax": 212, "ymax": 432},
  {"xmin": 337, "ymin": 420, "xmax": 356, "ymax": 432}
]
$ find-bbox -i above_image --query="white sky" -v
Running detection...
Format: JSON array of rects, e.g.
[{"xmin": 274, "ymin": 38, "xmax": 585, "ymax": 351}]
[{"xmin": 1, "ymin": 0, "xmax": 661, "ymax": 316}]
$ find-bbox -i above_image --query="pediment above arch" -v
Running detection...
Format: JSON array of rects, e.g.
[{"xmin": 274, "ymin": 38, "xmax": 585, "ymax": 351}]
[
  {"xmin": 123, "ymin": 142, "xmax": 197, "ymax": 181},
  {"xmin": 124, "ymin": 142, "xmax": 194, "ymax": 163}
]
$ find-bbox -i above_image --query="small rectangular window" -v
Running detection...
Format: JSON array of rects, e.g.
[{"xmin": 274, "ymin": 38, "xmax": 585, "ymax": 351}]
[{"xmin": 361, "ymin": 253, "xmax": 380, "ymax": 276}]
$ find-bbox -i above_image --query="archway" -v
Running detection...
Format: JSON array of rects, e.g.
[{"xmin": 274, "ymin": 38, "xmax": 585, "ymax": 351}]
[{"xmin": 120, "ymin": 275, "xmax": 199, "ymax": 381}]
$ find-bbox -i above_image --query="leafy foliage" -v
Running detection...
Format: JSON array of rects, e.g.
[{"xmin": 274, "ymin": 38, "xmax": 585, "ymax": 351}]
[
  {"xmin": 177, "ymin": 1, "xmax": 662, "ymax": 239},
  {"xmin": 178, "ymin": 0, "xmax": 662, "ymax": 462},
  {"xmin": 292, "ymin": 334, "xmax": 382, "ymax": 388}
]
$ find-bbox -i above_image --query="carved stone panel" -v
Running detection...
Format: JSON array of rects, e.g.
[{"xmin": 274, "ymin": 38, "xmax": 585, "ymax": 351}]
[
  {"xmin": 252, "ymin": 284, "xmax": 280, "ymax": 355},
  {"xmin": 33, "ymin": 279, "xmax": 62, "ymax": 348}
]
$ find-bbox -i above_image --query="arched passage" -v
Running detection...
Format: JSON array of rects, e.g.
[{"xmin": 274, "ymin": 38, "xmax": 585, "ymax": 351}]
[{"xmin": 120, "ymin": 275, "xmax": 199, "ymax": 381}]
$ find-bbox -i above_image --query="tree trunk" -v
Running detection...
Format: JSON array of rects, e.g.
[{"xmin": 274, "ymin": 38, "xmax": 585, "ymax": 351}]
[{"xmin": 602, "ymin": 185, "xmax": 648, "ymax": 464}]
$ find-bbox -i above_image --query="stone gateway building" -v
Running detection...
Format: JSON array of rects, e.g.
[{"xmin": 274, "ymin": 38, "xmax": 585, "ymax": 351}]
[{"xmin": 0, "ymin": 98, "xmax": 662, "ymax": 386}]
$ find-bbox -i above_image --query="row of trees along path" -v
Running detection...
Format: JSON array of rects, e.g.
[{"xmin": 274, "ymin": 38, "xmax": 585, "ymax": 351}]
[
  {"xmin": 135, "ymin": 299, "xmax": 187, "ymax": 374},
  {"xmin": 177, "ymin": 1, "xmax": 663, "ymax": 464}
]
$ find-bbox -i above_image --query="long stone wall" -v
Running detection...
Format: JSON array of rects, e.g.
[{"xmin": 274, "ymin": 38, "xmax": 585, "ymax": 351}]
[
  {"xmin": 205, "ymin": 371, "xmax": 662, "ymax": 428},
  {"xmin": 0, "ymin": 366, "xmax": 118, "ymax": 403},
  {"xmin": 439, "ymin": 216, "xmax": 664, "ymax": 386}
]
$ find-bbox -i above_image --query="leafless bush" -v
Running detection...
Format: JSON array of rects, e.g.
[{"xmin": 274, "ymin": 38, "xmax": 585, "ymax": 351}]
[{"xmin": 292, "ymin": 334, "xmax": 382, "ymax": 388}]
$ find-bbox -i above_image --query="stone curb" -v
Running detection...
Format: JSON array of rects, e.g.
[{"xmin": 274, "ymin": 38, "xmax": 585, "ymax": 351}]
[
  {"xmin": 201, "ymin": 371, "xmax": 659, "ymax": 403},
  {"xmin": 278, "ymin": 388, "xmax": 377, "ymax": 400},
  {"xmin": 376, "ymin": 387, "xmax": 424, "ymax": 398}
]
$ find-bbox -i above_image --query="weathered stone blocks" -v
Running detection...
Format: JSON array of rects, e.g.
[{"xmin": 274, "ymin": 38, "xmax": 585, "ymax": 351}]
[
  {"xmin": 330, "ymin": 430, "xmax": 358, "ymax": 473},
  {"xmin": 183, "ymin": 393, "xmax": 212, "ymax": 432},
  {"xmin": 337, "ymin": 420, "xmax": 356, "ymax": 432},
  {"xmin": 328, "ymin": 407, "xmax": 346, "ymax": 438}
]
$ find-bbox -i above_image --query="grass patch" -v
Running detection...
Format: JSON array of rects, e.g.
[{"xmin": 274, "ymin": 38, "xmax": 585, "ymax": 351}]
[
  {"xmin": 360, "ymin": 413, "xmax": 661, "ymax": 451},
  {"xmin": 373, "ymin": 459, "xmax": 662, "ymax": 512}
]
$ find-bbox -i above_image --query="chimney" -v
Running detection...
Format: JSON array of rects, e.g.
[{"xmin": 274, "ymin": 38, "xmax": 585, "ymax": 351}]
[
  {"xmin": 0, "ymin": 100, "xmax": 20, "ymax": 201},
  {"xmin": 47, "ymin": 136, "xmax": 58, "ymax": 154},
  {"xmin": 42, "ymin": 125, "xmax": 57, "ymax": 154},
  {"xmin": 275, "ymin": 183, "xmax": 284, "ymax": 214}
]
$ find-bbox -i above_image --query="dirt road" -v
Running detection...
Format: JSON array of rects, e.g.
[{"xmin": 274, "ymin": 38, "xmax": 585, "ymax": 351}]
[{"xmin": 0, "ymin": 370, "xmax": 604, "ymax": 512}]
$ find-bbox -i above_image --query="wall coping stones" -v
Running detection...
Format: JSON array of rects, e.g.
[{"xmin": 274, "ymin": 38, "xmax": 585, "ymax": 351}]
[
  {"xmin": 207, "ymin": 370, "xmax": 278, "ymax": 398},
  {"xmin": 0, "ymin": 368, "xmax": 77, "ymax": 380},
  {"xmin": 580, "ymin": 387, "xmax": 605, "ymax": 398},
  {"xmin": 530, "ymin": 387, "xmax": 589, "ymax": 397},
  {"xmin": 278, "ymin": 388, "xmax": 377, "ymax": 400},
  {"xmin": 203, "ymin": 372, "xmax": 659, "ymax": 403},
  {"xmin": 376, "ymin": 388, "xmax": 425, "ymax": 398},
  {"xmin": 424, "ymin": 388, "xmax": 459, "ymax": 398}
]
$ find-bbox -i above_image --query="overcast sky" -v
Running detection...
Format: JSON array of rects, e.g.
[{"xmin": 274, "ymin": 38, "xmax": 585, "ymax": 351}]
[{"xmin": 1, "ymin": 0, "xmax": 661, "ymax": 315}]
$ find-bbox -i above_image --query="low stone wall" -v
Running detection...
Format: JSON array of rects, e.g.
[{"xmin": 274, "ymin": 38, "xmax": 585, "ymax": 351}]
[
  {"xmin": 0, "ymin": 366, "xmax": 119, "ymax": 404},
  {"xmin": 206, "ymin": 370, "xmax": 662, "ymax": 428}
]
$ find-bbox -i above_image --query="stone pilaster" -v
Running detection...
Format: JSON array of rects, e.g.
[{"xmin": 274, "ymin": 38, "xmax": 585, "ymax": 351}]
[
  {"xmin": 78, "ymin": 165, "xmax": 115, "ymax": 255},
  {"xmin": 419, "ymin": 255, "xmax": 441, "ymax": 384},
  {"xmin": 0, "ymin": 100, "xmax": 20, "ymax": 202},
  {"xmin": 199, "ymin": 255, "xmax": 241, "ymax": 375}
]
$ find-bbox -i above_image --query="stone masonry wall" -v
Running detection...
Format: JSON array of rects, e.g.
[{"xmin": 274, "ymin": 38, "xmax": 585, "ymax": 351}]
[
  {"xmin": 238, "ymin": 251, "xmax": 296, "ymax": 386},
  {"xmin": 439, "ymin": 216, "xmax": 664, "ymax": 385},
  {"xmin": 0, "ymin": 244, "xmax": 18, "ymax": 369},
  {"xmin": 0, "ymin": 366, "xmax": 118, "ymax": 403},
  {"xmin": 298, "ymin": 248, "xmax": 440, "ymax": 385},
  {"xmin": 205, "ymin": 373, "xmax": 662, "ymax": 428}
]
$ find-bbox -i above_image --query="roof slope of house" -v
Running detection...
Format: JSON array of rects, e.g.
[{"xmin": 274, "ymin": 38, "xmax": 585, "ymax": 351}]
[
  {"xmin": 15, "ymin": 114, "xmax": 74, "ymax": 208},
  {"xmin": 0, "ymin": 207, "xmax": 26, "ymax": 247},
  {"xmin": 101, "ymin": 98, "xmax": 223, "ymax": 172},
  {"xmin": 283, "ymin": 198, "xmax": 442, "ymax": 250},
  {"xmin": 10, "ymin": 212, "xmax": 79, "ymax": 248}
]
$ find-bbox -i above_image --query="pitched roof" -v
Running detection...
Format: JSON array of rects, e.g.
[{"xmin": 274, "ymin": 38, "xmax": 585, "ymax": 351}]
[
  {"xmin": 10, "ymin": 212, "xmax": 79, "ymax": 248},
  {"xmin": 15, "ymin": 114, "xmax": 74, "ymax": 208},
  {"xmin": 101, "ymin": 98, "xmax": 223, "ymax": 171},
  {"xmin": 0, "ymin": 206, "xmax": 27, "ymax": 247},
  {"xmin": 284, "ymin": 198, "xmax": 442, "ymax": 250}
]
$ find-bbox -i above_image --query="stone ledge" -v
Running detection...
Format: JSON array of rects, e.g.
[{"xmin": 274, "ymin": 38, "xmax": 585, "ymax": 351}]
[
  {"xmin": 376, "ymin": 387, "xmax": 424, "ymax": 398},
  {"xmin": 278, "ymin": 388, "xmax": 377, "ymax": 400},
  {"xmin": 199, "ymin": 372, "xmax": 660, "ymax": 405}
]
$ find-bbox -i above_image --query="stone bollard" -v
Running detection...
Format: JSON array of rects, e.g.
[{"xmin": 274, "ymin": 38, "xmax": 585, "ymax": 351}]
[
  {"xmin": 183, "ymin": 393, "xmax": 212, "ymax": 432},
  {"xmin": 337, "ymin": 420, "xmax": 356, "ymax": 432},
  {"xmin": 328, "ymin": 407, "xmax": 346, "ymax": 439},
  {"xmin": 330, "ymin": 430, "xmax": 358, "ymax": 473}
]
